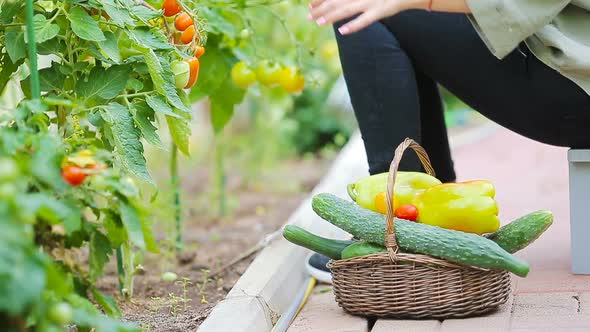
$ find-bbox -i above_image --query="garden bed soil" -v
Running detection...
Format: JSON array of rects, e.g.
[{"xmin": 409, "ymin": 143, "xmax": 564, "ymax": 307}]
[{"xmin": 96, "ymin": 156, "xmax": 332, "ymax": 331}]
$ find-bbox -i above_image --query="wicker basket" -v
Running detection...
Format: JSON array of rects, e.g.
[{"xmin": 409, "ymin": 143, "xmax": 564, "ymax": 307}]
[{"xmin": 328, "ymin": 138, "xmax": 512, "ymax": 319}]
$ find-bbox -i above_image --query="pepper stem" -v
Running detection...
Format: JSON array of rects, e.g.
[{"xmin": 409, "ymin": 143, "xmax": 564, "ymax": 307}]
[{"xmin": 346, "ymin": 183, "xmax": 357, "ymax": 201}]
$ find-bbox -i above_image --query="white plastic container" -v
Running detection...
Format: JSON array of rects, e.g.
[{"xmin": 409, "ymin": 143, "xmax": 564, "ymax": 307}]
[{"xmin": 568, "ymin": 149, "xmax": 590, "ymax": 274}]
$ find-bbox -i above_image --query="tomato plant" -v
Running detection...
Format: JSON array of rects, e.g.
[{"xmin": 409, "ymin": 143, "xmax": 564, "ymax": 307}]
[{"xmin": 0, "ymin": 0, "xmax": 344, "ymax": 329}]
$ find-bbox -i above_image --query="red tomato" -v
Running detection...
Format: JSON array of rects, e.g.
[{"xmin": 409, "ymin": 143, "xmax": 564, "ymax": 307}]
[
  {"xmin": 162, "ymin": 0, "xmax": 182, "ymax": 17},
  {"xmin": 62, "ymin": 165, "xmax": 87, "ymax": 186},
  {"xmin": 394, "ymin": 204, "xmax": 419, "ymax": 221},
  {"xmin": 184, "ymin": 58, "xmax": 200, "ymax": 89},
  {"xmin": 174, "ymin": 12, "xmax": 193, "ymax": 31}
]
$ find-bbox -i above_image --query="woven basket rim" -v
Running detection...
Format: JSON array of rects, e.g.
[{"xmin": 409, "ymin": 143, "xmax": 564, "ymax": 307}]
[{"xmin": 328, "ymin": 251, "xmax": 494, "ymax": 272}]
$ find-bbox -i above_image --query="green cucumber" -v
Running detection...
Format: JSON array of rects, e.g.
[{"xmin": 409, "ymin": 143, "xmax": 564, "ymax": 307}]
[
  {"xmin": 341, "ymin": 242, "xmax": 386, "ymax": 259},
  {"xmin": 312, "ymin": 193, "xmax": 530, "ymax": 277},
  {"xmin": 485, "ymin": 210, "xmax": 553, "ymax": 253},
  {"xmin": 283, "ymin": 225, "xmax": 355, "ymax": 260}
]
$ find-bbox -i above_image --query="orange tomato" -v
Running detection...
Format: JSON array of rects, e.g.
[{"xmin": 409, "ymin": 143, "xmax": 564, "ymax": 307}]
[
  {"xmin": 184, "ymin": 58, "xmax": 200, "ymax": 89},
  {"xmin": 174, "ymin": 12, "xmax": 193, "ymax": 31},
  {"xmin": 162, "ymin": 0, "xmax": 182, "ymax": 17},
  {"xmin": 194, "ymin": 45, "xmax": 206, "ymax": 58},
  {"xmin": 180, "ymin": 25, "xmax": 197, "ymax": 44}
]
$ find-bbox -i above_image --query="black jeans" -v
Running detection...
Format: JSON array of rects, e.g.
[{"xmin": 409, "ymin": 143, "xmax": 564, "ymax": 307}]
[{"xmin": 334, "ymin": 11, "xmax": 590, "ymax": 182}]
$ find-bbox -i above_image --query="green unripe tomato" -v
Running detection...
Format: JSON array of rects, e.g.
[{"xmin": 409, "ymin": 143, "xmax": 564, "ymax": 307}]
[
  {"xmin": 171, "ymin": 60, "xmax": 190, "ymax": 90},
  {"xmin": 0, "ymin": 158, "xmax": 19, "ymax": 183},
  {"xmin": 161, "ymin": 271, "xmax": 178, "ymax": 282},
  {"xmin": 239, "ymin": 28, "xmax": 252, "ymax": 39},
  {"xmin": 231, "ymin": 61, "xmax": 256, "ymax": 89},
  {"xmin": 255, "ymin": 60, "xmax": 282, "ymax": 87},
  {"xmin": 89, "ymin": 174, "xmax": 108, "ymax": 192},
  {"xmin": 48, "ymin": 302, "xmax": 73, "ymax": 325}
]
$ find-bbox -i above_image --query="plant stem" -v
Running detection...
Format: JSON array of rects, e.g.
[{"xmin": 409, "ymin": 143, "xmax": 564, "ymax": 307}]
[
  {"xmin": 171, "ymin": 144, "xmax": 182, "ymax": 252},
  {"xmin": 116, "ymin": 246, "xmax": 125, "ymax": 295},
  {"xmin": 25, "ymin": 0, "xmax": 40, "ymax": 99}
]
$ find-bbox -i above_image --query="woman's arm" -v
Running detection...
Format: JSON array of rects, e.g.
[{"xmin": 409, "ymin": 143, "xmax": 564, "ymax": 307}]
[{"xmin": 309, "ymin": 0, "xmax": 471, "ymax": 34}]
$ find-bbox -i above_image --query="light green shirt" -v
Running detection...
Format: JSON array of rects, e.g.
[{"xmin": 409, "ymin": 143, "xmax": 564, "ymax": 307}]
[{"xmin": 466, "ymin": 0, "xmax": 590, "ymax": 95}]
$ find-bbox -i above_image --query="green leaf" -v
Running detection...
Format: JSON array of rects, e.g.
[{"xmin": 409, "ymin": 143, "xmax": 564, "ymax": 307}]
[
  {"xmin": 0, "ymin": 235, "xmax": 46, "ymax": 315},
  {"xmin": 189, "ymin": 47, "xmax": 233, "ymax": 102},
  {"xmin": 4, "ymin": 27, "xmax": 26, "ymax": 62},
  {"xmin": 126, "ymin": 78, "xmax": 143, "ymax": 92},
  {"xmin": 131, "ymin": 101, "xmax": 164, "ymax": 149},
  {"xmin": 15, "ymin": 193, "xmax": 81, "ymax": 232},
  {"xmin": 30, "ymin": 135, "xmax": 66, "ymax": 190},
  {"xmin": 201, "ymin": 7, "xmax": 237, "ymax": 37},
  {"xmin": 138, "ymin": 204, "xmax": 159, "ymax": 253},
  {"xmin": 0, "ymin": 50, "xmax": 25, "ymax": 92},
  {"xmin": 166, "ymin": 111, "xmax": 191, "ymax": 156},
  {"xmin": 0, "ymin": 1, "xmax": 23, "ymax": 24},
  {"xmin": 91, "ymin": 287, "xmax": 122, "ymax": 318},
  {"xmin": 143, "ymin": 50, "xmax": 190, "ymax": 113},
  {"xmin": 98, "ymin": 31, "xmax": 121, "ymax": 63},
  {"xmin": 76, "ymin": 65, "xmax": 130, "ymax": 100},
  {"xmin": 70, "ymin": 293, "xmax": 139, "ymax": 330},
  {"xmin": 100, "ymin": 102, "xmax": 152, "ymax": 183},
  {"xmin": 39, "ymin": 63, "xmax": 66, "ymax": 91},
  {"xmin": 38, "ymin": 39, "xmax": 66, "ymax": 55},
  {"xmin": 101, "ymin": 0, "xmax": 135, "ymax": 28},
  {"xmin": 210, "ymin": 77, "xmax": 246, "ymax": 133},
  {"xmin": 130, "ymin": 5, "xmax": 161, "ymax": 24},
  {"xmin": 33, "ymin": 14, "xmax": 60, "ymax": 44},
  {"xmin": 104, "ymin": 214, "xmax": 127, "ymax": 247},
  {"xmin": 118, "ymin": 201, "xmax": 145, "ymax": 250},
  {"xmin": 69, "ymin": 6, "xmax": 106, "ymax": 41},
  {"xmin": 145, "ymin": 95, "xmax": 181, "ymax": 118},
  {"xmin": 127, "ymin": 27, "xmax": 173, "ymax": 51},
  {"xmin": 89, "ymin": 231, "xmax": 113, "ymax": 282}
]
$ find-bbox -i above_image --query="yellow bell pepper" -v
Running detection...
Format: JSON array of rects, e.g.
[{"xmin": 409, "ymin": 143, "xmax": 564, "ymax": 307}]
[
  {"xmin": 412, "ymin": 180, "xmax": 500, "ymax": 235},
  {"xmin": 347, "ymin": 172, "xmax": 442, "ymax": 213}
]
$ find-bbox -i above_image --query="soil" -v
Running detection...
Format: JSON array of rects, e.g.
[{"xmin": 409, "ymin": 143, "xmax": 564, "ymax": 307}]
[{"xmin": 96, "ymin": 156, "xmax": 333, "ymax": 331}]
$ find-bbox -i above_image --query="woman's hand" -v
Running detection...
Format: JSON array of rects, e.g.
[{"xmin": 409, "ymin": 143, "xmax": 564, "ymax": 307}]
[{"xmin": 309, "ymin": 0, "xmax": 429, "ymax": 34}]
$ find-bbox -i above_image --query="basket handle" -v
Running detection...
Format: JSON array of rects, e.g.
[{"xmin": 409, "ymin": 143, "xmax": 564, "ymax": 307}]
[{"xmin": 384, "ymin": 138, "xmax": 436, "ymax": 260}]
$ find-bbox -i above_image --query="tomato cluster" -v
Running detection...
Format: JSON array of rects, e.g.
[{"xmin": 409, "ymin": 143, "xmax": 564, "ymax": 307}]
[
  {"xmin": 161, "ymin": 0, "xmax": 204, "ymax": 90},
  {"xmin": 231, "ymin": 60, "xmax": 305, "ymax": 94},
  {"xmin": 61, "ymin": 150, "xmax": 107, "ymax": 186}
]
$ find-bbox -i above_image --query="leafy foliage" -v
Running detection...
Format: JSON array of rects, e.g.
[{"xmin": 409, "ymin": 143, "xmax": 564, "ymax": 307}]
[{"xmin": 0, "ymin": 102, "xmax": 147, "ymax": 331}]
